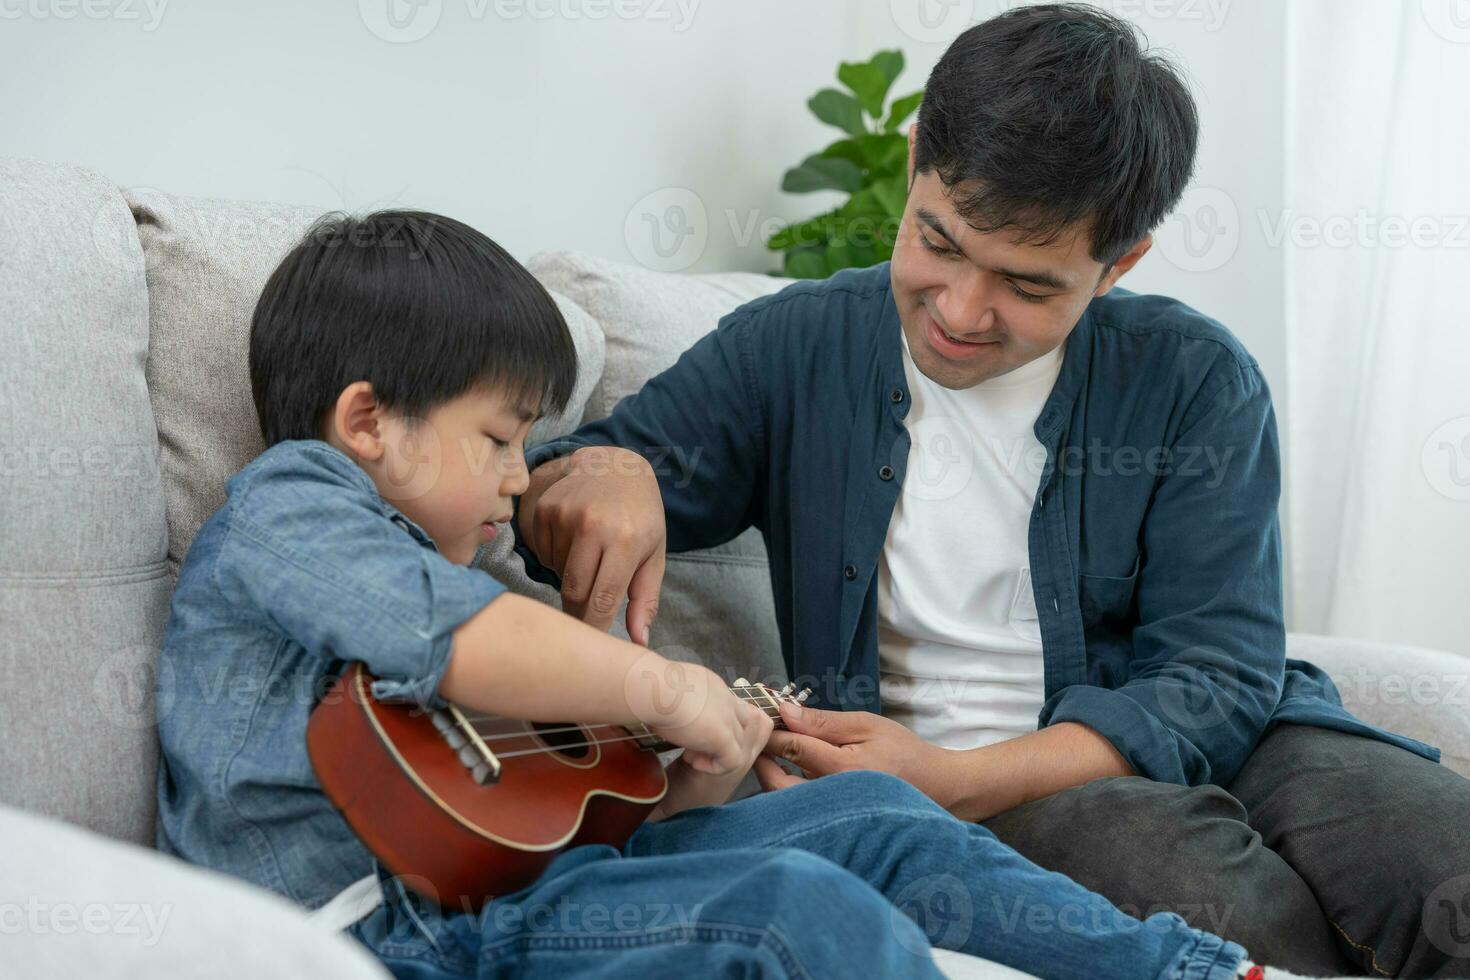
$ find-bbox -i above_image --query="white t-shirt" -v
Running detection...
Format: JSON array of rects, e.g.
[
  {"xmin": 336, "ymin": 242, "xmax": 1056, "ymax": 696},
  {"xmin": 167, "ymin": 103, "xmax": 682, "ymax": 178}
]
[{"xmin": 877, "ymin": 332, "xmax": 1065, "ymax": 750}]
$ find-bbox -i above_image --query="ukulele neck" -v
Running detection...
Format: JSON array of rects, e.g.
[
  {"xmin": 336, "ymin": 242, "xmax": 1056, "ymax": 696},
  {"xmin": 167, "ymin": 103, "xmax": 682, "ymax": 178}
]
[{"xmin": 627, "ymin": 681, "xmax": 810, "ymax": 754}]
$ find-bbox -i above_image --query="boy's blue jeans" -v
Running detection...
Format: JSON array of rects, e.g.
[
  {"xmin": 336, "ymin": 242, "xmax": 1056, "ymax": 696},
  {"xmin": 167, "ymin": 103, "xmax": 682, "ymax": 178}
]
[{"xmin": 349, "ymin": 771, "xmax": 1247, "ymax": 980}]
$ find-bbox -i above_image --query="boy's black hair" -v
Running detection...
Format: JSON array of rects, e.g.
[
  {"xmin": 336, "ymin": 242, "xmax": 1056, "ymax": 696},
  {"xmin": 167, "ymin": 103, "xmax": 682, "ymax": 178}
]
[
  {"xmin": 249, "ymin": 210, "xmax": 576, "ymax": 446},
  {"xmin": 914, "ymin": 2, "xmax": 1198, "ymax": 268}
]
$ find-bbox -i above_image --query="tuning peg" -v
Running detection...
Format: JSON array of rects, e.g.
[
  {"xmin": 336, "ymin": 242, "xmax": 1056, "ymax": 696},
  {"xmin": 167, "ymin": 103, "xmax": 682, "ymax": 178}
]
[
  {"xmin": 795, "ymin": 688, "xmax": 811, "ymax": 704},
  {"xmin": 779, "ymin": 682, "xmax": 795, "ymax": 696},
  {"xmin": 734, "ymin": 677, "xmax": 750, "ymax": 688}
]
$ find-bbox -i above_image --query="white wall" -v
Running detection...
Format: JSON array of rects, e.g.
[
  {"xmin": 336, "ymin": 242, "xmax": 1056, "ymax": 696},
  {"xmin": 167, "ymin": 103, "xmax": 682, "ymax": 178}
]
[{"xmin": 1, "ymin": 0, "xmax": 1296, "ymax": 600}]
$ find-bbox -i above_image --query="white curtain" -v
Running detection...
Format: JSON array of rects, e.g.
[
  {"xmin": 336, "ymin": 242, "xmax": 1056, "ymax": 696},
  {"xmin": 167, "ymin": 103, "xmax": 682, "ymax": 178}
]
[{"xmin": 1284, "ymin": 1, "xmax": 1470, "ymax": 656}]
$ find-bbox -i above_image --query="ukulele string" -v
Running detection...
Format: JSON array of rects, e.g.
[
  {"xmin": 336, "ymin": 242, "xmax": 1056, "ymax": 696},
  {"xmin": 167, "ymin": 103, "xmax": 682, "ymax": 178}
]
[
  {"xmin": 480, "ymin": 691, "xmax": 795, "ymax": 761},
  {"xmin": 454, "ymin": 688, "xmax": 790, "ymax": 746}
]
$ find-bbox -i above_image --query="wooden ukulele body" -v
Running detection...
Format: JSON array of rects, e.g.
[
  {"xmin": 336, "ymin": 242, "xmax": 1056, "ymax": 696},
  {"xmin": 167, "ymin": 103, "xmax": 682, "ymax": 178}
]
[{"xmin": 307, "ymin": 662, "xmax": 668, "ymax": 910}]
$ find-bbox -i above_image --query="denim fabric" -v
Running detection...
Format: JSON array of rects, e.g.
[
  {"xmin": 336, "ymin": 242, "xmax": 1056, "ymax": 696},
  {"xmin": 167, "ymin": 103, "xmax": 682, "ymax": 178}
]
[
  {"xmin": 628, "ymin": 770, "xmax": 1249, "ymax": 980},
  {"xmin": 154, "ymin": 440, "xmax": 508, "ymax": 910},
  {"xmin": 516, "ymin": 262, "xmax": 1441, "ymax": 787},
  {"xmin": 349, "ymin": 846, "xmax": 947, "ymax": 980}
]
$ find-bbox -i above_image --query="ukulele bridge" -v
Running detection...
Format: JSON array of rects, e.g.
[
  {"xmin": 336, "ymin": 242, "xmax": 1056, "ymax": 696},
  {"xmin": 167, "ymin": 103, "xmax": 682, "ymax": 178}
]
[{"xmin": 431, "ymin": 704, "xmax": 502, "ymax": 785}]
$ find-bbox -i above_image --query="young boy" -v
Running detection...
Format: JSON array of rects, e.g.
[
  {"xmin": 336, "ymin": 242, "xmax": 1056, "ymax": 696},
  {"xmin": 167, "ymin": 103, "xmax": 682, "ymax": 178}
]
[
  {"xmin": 153, "ymin": 210, "xmax": 942, "ymax": 978},
  {"xmin": 154, "ymin": 209, "xmax": 1306, "ymax": 980}
]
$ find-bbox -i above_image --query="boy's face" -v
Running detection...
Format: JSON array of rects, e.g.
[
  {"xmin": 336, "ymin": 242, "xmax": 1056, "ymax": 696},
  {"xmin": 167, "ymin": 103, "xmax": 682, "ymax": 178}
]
[{"xmin": 325, "ymin": 383, "xmax": 537, "ymax": 566}]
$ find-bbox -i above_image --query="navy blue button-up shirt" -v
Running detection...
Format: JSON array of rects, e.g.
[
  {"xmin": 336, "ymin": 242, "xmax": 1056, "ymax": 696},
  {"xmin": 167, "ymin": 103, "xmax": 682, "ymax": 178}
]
[{"xmin": 520, "ymin": 263, "xmax": 1439, "ymax": 788}]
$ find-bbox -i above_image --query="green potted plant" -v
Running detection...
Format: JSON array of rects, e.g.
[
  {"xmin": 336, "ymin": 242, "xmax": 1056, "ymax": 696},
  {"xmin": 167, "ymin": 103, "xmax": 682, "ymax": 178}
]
[{"xmin": 767, "ymin": 50, "xmax": 923, "ymax": 278}]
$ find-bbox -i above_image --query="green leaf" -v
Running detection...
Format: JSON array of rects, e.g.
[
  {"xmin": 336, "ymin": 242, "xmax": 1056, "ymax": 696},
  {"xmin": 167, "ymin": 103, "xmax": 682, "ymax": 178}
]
[
  {"xmin": 870, "ymin": 173, "xmax": 909, "ymax": 219},
  {"xmin": 781, "ymin": 155, "xmax": 864, "ymax": 194},
  {"xmin": 883, "ymin": 90, "xmax": 924, "ymax": 133},
  {"xmin": 821, "ymin": 134, "xmax": 907, "ymax": 176},
  {"xmin": 837, "ymin": 50, "xmax": 904, "ymax": 119},
  {"xmin": 766, "ymin": 211, "xmax": 834, "ymax": 252},
  {"xmin": 784, "ymin": 247, "xmax": 829, "ymax": 279},
  {"xmin": 808, "ymin": 88, "xmax": 866, "ymax": 137}
]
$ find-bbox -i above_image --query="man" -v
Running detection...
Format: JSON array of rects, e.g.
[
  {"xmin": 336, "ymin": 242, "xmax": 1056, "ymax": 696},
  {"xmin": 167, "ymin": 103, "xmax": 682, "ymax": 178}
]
[{"xmin": 512, "ymin": 5, "xmax": 1470, "ymax": 976}]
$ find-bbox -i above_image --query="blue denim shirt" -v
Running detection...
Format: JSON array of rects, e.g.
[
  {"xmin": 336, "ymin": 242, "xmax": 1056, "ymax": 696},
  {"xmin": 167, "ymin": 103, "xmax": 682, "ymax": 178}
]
[
  {"xmin": 155, "ymin": 439, "xmax": 506, "ymax": 909},
  {"xmin": 517, "ymin": 263, "xmax": 1440, "ymax": 788}
]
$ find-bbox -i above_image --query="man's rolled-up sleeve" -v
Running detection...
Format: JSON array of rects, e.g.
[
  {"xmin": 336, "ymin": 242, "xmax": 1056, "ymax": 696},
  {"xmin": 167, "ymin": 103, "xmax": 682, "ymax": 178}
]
[
  {"xmin": 212, "ymin": 453, "xmax": 507, "ymax": 709},
  {"xmin": 1040, "ymin": 363, "xmax": 1286, "ymax": 787}
]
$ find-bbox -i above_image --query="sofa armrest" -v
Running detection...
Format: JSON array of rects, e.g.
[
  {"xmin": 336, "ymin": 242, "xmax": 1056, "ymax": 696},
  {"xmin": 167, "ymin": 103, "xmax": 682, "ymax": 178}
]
[
  {"xmin": 1, "ymin": 804, "xmax": 389, "ymax": 980},
  {"xmin": 1286, "ymin": 632, "xmax": 1470, "ymax": 777}
]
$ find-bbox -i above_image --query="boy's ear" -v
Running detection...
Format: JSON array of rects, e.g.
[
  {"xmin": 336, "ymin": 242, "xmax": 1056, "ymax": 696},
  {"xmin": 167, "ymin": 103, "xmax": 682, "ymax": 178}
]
[{"xmin": 329, "ymin": 381, "xmax": 388, "ymax": 461}]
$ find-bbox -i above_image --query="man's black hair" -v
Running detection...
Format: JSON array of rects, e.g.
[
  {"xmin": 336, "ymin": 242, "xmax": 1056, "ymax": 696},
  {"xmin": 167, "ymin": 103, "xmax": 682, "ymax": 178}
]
[
  {"xmin": 914, "ymin": 2, "xmax": 1199, "ymax": 268},
  {"xmin": 249, "ymin": 209, "xmax": 576, "ymax": 446}
]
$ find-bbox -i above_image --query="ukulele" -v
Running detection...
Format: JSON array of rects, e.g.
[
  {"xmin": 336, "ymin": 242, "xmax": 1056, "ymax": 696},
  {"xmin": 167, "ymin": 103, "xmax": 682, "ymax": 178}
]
[{"xmin": 307, "ymin": 661, "xmax": 810, "ymax": 910}]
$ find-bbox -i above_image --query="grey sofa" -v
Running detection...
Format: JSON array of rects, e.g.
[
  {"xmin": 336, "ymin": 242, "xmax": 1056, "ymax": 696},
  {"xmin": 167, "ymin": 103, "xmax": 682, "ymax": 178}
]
[{"xmin": 3, "ymin": 157, "xmax": 1466, "ymax": 978}]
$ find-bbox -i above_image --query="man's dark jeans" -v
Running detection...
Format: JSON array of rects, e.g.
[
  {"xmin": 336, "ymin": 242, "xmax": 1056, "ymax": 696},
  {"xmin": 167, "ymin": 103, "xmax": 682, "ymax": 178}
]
[{"xmin": 981, "ymin": 724, "xmax": 1470, "ymax": 978}]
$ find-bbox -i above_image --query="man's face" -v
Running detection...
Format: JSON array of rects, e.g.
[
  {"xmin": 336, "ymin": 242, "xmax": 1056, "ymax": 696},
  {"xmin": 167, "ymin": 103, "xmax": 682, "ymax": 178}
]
[{"xmin": 889, "ymin": 163, "xmax": 1148, "ymax": 390}]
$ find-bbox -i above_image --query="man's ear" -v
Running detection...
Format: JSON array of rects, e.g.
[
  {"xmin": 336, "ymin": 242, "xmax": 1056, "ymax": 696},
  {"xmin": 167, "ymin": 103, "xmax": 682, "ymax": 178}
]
[
  {"xmin": 1094, "ymin": 235, "xmax": 1153, "ymax": 296},
  {"xmin": 328, "ymin": 381, "xmax": 388, "ymax": 462}
]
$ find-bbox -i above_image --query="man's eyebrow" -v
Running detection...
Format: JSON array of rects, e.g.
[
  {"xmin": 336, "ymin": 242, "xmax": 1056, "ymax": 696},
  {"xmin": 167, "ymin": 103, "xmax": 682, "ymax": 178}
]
[
  {"xmin": 991, "ymin": 264, "xmax": 1071, "ymax": 292},
  {"xmin": 916, "ymin": 206, "xmax": 1072, "ymax": 292}
]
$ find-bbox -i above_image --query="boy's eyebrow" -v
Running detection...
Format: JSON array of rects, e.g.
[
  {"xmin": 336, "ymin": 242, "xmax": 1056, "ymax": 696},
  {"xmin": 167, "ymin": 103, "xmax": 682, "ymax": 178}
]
[{"xmin": 916, "ymin": 206, "xmax": 1072, "ymax": 292}]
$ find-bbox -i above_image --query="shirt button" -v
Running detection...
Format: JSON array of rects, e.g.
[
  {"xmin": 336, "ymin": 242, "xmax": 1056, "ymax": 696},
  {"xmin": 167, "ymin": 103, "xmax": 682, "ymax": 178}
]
[
  {"xmin": 878, "ymin": 465, "xmax": 895, "ymax": 481},
  {"xmin": 843, "ymin": 564, "xmax": 858, "ymax": 581},
  {"xmin": 890, "ymin": 388, "xmax": 905, "ymax": 404}
]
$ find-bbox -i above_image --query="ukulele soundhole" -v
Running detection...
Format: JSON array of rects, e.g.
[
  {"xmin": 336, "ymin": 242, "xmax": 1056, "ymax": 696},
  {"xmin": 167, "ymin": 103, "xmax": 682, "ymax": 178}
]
[{"xmin": 530, "ymin": 722, "xmax": 591, "ymax": 759}]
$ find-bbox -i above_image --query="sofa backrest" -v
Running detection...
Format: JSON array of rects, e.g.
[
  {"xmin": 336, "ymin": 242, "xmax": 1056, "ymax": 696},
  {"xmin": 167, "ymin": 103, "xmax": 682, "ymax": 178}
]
[{"xmin": 0, "ymin": 160, "xmax": 172, "ymax": 845}]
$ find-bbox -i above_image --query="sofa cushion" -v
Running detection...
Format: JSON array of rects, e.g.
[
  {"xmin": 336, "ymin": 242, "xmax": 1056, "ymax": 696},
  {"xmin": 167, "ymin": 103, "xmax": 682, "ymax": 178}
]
[
  {"xmin": 1, "ymin": 803, "xmax": 390, "ymax": 979},
  {"xmin": 1286, "ymin": 633, "xmax": 1470, "ymax": 777},
  {"xmin": 525, "ymin": 251, "xmax": 792, "ymax": 688},
  {"xmin": 126, "ymin": 189, "xmax": 604, "ymax": 600},
  {"xmin": 0, "ymin": 159, "xmax": 171, "ymax": 846}
]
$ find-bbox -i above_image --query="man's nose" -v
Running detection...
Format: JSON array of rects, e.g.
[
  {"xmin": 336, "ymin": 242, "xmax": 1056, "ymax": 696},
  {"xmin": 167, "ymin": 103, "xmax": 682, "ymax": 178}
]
[{"xmin": 935, "ymin": 275, "xmax": 996, "ymax": 337}]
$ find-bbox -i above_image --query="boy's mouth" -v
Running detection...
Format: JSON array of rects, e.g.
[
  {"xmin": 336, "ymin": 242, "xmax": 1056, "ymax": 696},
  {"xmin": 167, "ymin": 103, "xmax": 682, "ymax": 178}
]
[{"xmin": 480, "ymin": 516, "xmax": 512, "ymax": 540}]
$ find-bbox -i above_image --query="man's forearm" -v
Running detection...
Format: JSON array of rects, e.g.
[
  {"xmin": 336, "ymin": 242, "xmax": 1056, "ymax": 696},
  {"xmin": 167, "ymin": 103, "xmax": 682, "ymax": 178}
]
[{"xmin": 938, "ymin": 721, "xmax": 1135, "ymax": 822}]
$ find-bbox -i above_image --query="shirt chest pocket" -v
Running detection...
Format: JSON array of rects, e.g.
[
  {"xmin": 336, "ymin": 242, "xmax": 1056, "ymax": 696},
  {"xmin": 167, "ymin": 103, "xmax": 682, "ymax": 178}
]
[
  {"xmin": 1077, "ymin": 559, "xmax": 1140, "ymax": 631},
  {"xmin": 1008, "ymin": 567, "xmax": 1043, "ymax": 643}
]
